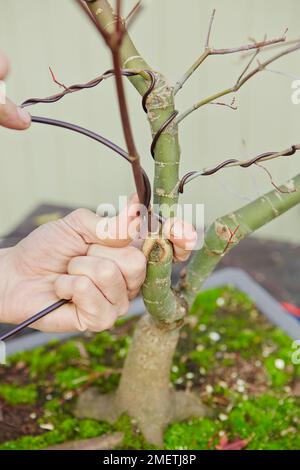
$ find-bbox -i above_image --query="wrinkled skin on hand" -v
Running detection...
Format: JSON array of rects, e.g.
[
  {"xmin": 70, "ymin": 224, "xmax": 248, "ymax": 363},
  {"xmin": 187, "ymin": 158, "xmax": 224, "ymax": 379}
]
[{"xmin": 0, "ymin": 196, "xmax": 196, "ymax": 333}]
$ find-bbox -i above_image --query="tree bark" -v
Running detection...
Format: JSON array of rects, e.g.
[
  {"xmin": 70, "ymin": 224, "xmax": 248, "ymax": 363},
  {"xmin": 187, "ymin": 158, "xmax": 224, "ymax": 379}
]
[{"xmin": 76, "ymin": 314, "xmax": 207, "ymax": 446}]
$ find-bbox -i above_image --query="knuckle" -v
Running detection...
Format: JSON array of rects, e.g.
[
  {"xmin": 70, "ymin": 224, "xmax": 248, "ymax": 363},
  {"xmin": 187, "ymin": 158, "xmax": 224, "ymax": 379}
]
[
  {"xmin": 126, "ymin": 248, "xmax": 146, "ymax": 276},
  {"xmin": 99, "ymin": 259, "xmax": 119, "ymax": 281},
  {"xmin": 68, "ymin": 256, "xmax": 80, "ymax": 273},
  {"xmin": 73, "ymin": 276, "xmax": 92, "ymax": 295},
  {"xmin": 87, "ymin": 244, "xmax": 99, "ymax": 256}
]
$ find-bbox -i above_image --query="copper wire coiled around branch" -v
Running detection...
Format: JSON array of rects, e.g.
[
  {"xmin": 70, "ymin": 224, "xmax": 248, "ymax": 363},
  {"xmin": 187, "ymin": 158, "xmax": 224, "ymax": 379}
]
[
  {"xmin": 150, "ymin": 111, "xmax": 179, "ymax": 158},
  {"xmin": 178, "ymin": 145, "xmax": 298, "ymax": 193},
  {"xmin": 21, "ymin": 69, "xmax": 137, "ymax": 108},
  {"xmin": 141, "ymin": 70, "xmax": 156, "ymax": 113}
]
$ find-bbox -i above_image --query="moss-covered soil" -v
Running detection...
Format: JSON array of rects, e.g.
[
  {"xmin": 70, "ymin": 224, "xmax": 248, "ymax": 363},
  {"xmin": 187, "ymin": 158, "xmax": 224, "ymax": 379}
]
[{"xmin": 0, "ymin": 287, "xmax": 299, "ymax": 450}]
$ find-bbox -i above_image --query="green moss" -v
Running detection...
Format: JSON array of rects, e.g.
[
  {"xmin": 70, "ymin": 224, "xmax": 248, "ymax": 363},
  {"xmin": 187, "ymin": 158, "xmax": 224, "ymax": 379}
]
[
  {"xmin": 227, "ymin": 394, "xmax": 300, "ymax": 450},
  {"xmin": 76, "ymin": 419, "xmax": 111, "ymax": 439},
  {"xmin": 1, "ymin": 287, "xmax": 299, "ymax": 450},
  {"xmin": 0, "ymin": 383, "xmax": 37, "ymax": 405},
  {"xmin": 55, "ymin": 367, "xmax": 89, "ymax": 390},
  {"xmin": 113, "ymin": 415, "xmax": 157, "ymax": 450},
  {"xmin": 165, "ymin": 394, "xmax": 300, "ymax": 450},
  {"xmin": 165, "ymin": 418, "xmax": 221, "ymax": 450},
  {"xmin": 0, "ymin": 417, "xmax": 113, "ymax": 450},
  {"xmin": 9, "ymin": 341, "xmax": 82, "ymax": 378}
]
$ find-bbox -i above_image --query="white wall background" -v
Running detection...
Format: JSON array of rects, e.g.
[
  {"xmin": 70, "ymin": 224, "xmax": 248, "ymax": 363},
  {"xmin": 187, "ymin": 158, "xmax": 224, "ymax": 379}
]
[{"xmin": 0, "ymin": 0, "xmax": 300, "ymax": 241}]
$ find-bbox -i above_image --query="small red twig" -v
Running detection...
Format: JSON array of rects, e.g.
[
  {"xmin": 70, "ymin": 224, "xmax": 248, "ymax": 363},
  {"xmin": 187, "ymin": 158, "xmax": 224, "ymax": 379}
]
[
  {"xmin": 49, "ymin": 67, "xmax": 68, "ymax": 91},
  {"xmin": 222, "ymin": 224, "xmax": 240, "ymax": 254},
  {"xmin": 210, "ymin": 97, "xmax": 237, "ymax": 110}
]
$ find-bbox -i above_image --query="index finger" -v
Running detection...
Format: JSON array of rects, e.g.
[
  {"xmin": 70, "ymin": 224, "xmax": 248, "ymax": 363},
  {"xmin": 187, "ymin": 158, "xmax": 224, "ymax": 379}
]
[{"xmin": 64, "ymin": 195, "xmax": 143, "ymax": 248}]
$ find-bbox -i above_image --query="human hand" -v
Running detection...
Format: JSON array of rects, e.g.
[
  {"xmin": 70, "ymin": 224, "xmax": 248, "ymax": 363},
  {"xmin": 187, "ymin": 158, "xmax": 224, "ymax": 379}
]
[
  {"xmin": 0, "ymin": 197, "xmax": 196, "ymax": 333},
  {"xmin": 0, "ymin": 198, "xmax": 146, "ymax": 333},
  {"xmin": 0, "ymin": 50, "xmax": 31, "ymax": 129}
]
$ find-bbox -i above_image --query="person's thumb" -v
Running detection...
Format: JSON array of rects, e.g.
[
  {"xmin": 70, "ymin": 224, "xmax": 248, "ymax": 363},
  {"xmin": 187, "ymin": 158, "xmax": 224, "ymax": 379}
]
[
  {"xmin": 0, "ymin": 100, "xmax": 31, "ymax": 131},
  {"xmin": 0, "ymin": 51, "xmax": 31, "ymax": 130}
]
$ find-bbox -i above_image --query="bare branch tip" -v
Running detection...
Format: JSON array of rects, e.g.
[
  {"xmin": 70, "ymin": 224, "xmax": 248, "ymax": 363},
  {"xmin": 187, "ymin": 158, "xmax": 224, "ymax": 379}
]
[
  {"xmin": 125, "ymin": 0, "xmax": 143, "ymax": 27},
  {"xmin": 205, "ymin": 8, "xmax": 216, "ymax": 49},
  {"xmin": 49, "ymin": 66, "xmax": 68, "ymax": 91}
]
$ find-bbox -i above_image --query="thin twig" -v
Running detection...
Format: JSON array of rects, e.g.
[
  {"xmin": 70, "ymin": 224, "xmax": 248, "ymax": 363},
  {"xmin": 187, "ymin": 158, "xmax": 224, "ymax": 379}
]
[
  {"xmin": 210, "ymin": 98, "xmax": 237, "ymax": 110},
  {"xmin": 125, "ymin": 0, "xmax": 143, "ymax": 28},
  {"xmin": 255, "ymin": 162, "xmax": 296, "ymax": 194},
  {"xmin": 115, "ymin": 0, "xmax": 123, "ymax": 39},
  {"xmin": 76, "ymin": 0, "xmax": 112, "ymax": 46},
  {"xmin": 205, "ymin": 8, "xmax": 216, "ymax": 49},
  {"xmin": 222, "ymin": 224, "xmax": 240, "ymax": 254},
  {"xmin": 49, "ymin": 67, "xmax": 68, "ymax": 90},
  {"xmin": 240, "ymin": 35, "xmax": 300, "ymax": 60},
  {"xmin": 211, "ymin": 34, "xmax": 287, "ymax": 55},
  {"xmin": 175, "ymin": 41, "xmax": 300, "ymax": 124},
  {"xmin": 174, "ymin": 10, "xmax": 287, "ymax": 95},
  {"xmin": 236, "ymin": 48, "xmax": 260, "ymax": 84}
]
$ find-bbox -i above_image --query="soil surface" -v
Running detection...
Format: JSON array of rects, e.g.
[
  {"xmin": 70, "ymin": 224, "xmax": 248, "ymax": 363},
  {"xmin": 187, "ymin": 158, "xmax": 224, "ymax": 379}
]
[{"xmin": 0, "ymin": 399, "xmax": 43, "ymax": 442}]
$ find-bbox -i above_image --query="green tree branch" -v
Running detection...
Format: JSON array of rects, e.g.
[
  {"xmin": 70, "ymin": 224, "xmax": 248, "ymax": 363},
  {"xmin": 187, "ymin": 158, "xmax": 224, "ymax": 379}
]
[
  {"xmin": 86, "ymin": 0, "xmax": 150, "ymax": 95},
  {"xmin": 181, "ymin": 173, "xmax": 300, "ymax": 305}
]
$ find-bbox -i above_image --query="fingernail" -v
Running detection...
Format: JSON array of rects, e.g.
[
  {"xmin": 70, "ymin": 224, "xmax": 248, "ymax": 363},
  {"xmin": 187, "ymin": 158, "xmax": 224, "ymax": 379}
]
[
  {"xmin": 128, "ymin": 201, "xmax": 143, "ymax": 218},
  {"xmin": 17, "ymin": 107, "xmax": 31, "ymax": 126}
]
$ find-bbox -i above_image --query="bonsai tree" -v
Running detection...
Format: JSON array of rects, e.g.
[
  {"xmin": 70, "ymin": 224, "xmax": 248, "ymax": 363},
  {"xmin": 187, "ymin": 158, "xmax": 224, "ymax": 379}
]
[{"xmin": 22, "ymin": 0, "xmax": 300, "ymax": 446}]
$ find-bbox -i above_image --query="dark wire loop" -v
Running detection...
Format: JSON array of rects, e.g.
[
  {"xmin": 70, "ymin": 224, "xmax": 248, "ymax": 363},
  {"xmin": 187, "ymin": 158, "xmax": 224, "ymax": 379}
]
[
  {"xmin": 150, "ymin": 111, "xmax": 179, "ymax": 159},
  {"xmin": 140, "ymin": 69, "xmax": 179, "ymax": 160},
  {"xmin": 178, "ymin": 145, "xmax": 298, "ymax": 193},
  {"xmin": 141, "ymin": 70, "xmax": 156, "ymax": 113}
]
